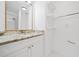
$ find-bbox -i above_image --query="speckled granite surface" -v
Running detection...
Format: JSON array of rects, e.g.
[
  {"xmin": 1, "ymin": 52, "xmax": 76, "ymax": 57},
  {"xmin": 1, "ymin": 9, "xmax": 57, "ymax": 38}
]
[{"xmin": 0, "ymin": 31, "xmax": 44, "ymax": 46}]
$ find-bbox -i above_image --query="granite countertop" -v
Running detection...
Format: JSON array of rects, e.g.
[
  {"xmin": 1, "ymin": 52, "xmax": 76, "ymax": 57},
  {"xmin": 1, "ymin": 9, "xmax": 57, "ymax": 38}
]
[{"xmin": 0, "ymin": 31, "xmax": 44, "ymax": 46}]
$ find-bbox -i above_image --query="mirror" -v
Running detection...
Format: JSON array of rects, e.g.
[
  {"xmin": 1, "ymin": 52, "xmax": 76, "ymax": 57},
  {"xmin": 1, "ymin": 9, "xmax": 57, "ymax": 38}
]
[
  {"xmin": 6, "ymin": 1, "xmax": 33, "ymax": 31},
  {"xmin": 0, "ymin": 1, "xmax": 5, "ymax": 34}
]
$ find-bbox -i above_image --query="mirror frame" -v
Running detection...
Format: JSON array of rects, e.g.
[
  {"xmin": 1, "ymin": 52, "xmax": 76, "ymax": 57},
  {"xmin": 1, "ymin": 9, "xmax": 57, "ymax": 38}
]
[
  {"xmin": 0, "ymin": 1, "xmax": 6, "ymax": 35},
  {"xmin": 5, "ymin": 1, "xmax": 33, "ymax": 32}
]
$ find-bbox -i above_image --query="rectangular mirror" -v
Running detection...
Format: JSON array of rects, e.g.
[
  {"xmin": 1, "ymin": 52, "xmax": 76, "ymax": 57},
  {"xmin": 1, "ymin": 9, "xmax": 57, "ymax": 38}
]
[
  {"xmin": 6, "ymin": 1, "xmax": 33, "ymax": 31},
  {"xmin": 0, "ymin": 1, "xmax": 5, "ymax": 34}
]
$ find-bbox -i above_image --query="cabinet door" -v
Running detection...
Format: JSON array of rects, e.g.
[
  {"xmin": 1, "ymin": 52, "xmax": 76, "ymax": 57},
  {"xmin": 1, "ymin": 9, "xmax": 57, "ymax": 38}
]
[
  {"xmin": 4, "ymin": 40, "xmax": 32, "ymax": 57},
  {"xmin": 53, "ymin": 14, "xmax": 79, "ymax": 56},
  {"xmin": 6, "ymin": 47, "xmax": 28, "ymax": 57},
  {"xmin": 61, "ymin": 41, "xmax": 79, "ymax": 57},
  {"xmin": 53, "ymin": 1, "xmax": 79, "ymax": 17},
  {"xmin": 0, "ymin": 38, "xmax": 30, "ymax": 57},
  {"xmin": 0, "ymin": 1, "xmax": 5, "ymax": 33},
  {"xmin": 31, "ymin": 36, "xmax": 44, "ymax": 57}
]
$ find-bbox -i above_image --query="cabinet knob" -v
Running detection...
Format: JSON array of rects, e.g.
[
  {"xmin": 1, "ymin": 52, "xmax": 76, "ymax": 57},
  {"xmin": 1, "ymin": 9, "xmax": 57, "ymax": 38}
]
[
  {"xmin": 31, "ymin": 45, "xmax": 34, "ymax": 47},
  {"xmin": 67, "ymin": 40, "xmax": 76, "ymax": 45}
]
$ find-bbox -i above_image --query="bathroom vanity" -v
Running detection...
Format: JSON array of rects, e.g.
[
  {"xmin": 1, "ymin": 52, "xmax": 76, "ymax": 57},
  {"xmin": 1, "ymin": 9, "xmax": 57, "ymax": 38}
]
[
  {"xmin": 1, "ymin": 1, "xmax": 79, "ymax": 57},
  {"xmin": 0, "ymin": 31, "xmax": 44, "ymax": 57},
  {"xmin": 0, "ymin": 1, "xmax": 45, "ymax": 57}
]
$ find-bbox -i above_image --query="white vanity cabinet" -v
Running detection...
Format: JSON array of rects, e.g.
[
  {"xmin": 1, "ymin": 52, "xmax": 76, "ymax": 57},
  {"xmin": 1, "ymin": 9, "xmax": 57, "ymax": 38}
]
[
  {"xmin": 53, "ymin": 14, "xmax": 79, "ymax": 56},
  {"xmin": 0, "ymin": 35, "xmax": 44, "ymax": 57},
  {"xmin": 25, "ymin": 35, "xmax": 44, "ymax": 57},
  {"xmin": 6, "ymin": 47, "xmax": 28, "ymax": 57},
  {"xmin": 0, "ymin": 38, "xmax": 30, "ymax": 57},
  {"xmin": 31, "ymin": 36, "xmax": 44, "ymax": 57}
]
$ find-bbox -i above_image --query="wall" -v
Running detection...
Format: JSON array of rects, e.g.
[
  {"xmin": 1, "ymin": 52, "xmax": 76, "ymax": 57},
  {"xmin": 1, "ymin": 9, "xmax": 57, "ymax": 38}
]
[
  {"xmin": 33, "ymin": 1, "xmax": 47, "ymax": 30},
  {"xmin": 0, "ymin": 1, "xmax": 5, "ymax": 33}
]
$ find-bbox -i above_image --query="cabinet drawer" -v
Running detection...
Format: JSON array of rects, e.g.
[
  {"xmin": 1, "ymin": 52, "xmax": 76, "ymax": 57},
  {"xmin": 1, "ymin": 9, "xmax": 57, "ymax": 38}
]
[
  {"xmin": 6, "ymin": 47, "xmax": 27, "ymax": 57},
  {"xmin": 54, "ymin": 38, "xmax": 79, "ymax": 57},
  {"xmin": 0, "ymin": 39, "xmax": 30, "ymax": 56},
  {"xmin": 62, "ymin": 40, "xmax": 79, "ymax": 57}
]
